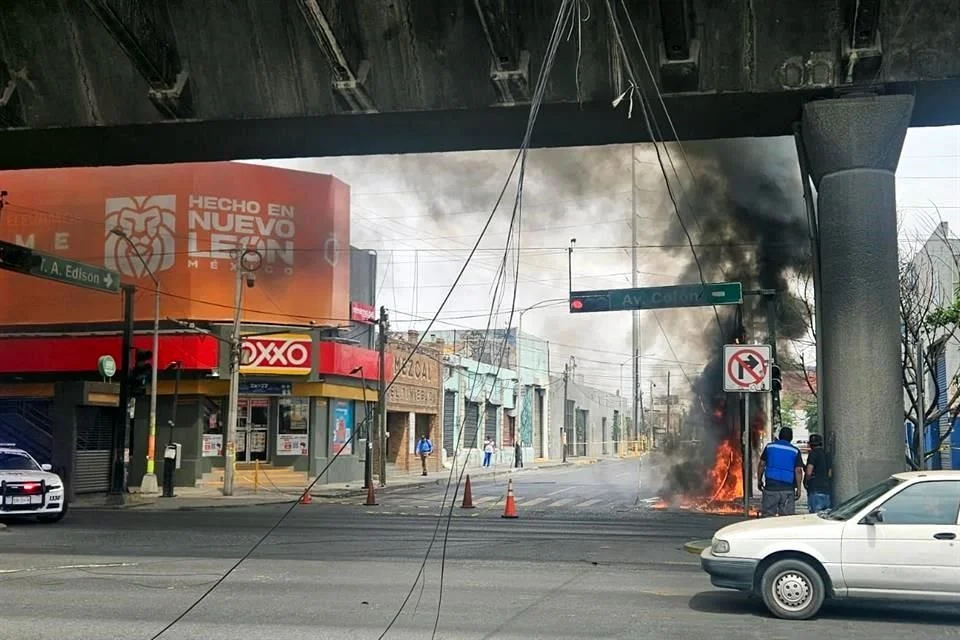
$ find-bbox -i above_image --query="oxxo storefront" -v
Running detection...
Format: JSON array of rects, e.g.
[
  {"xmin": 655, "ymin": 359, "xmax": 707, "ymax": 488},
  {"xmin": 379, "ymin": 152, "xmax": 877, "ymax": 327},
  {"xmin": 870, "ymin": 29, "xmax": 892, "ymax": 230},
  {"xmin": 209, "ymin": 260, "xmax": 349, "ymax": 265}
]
[
  {"xmin": 385, "ymin": 339, "xmax": 442, "ymax": 474},
  {"xmin": 195, "ymin": 328, "xmax": 384, "ymax": 486},
  {"xmin": 0, "ymin": 330, "xmax": 385, "ymax": 494}
]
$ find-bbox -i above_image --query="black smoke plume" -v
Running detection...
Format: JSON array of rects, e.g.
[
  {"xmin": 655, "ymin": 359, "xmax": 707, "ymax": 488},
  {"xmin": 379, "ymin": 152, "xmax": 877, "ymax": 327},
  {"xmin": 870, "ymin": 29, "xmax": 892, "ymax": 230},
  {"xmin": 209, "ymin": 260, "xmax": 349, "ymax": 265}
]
[{"xmin": 655, "ymin": 137, "xmax": 813, "ymax": 499}]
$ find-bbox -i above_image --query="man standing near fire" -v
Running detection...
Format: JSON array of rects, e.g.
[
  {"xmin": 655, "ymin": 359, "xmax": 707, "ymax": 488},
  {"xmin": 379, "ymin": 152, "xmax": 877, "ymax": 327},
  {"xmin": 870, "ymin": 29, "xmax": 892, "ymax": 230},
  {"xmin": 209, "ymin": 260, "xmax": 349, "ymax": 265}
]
[{"xmin": 757, "ymin": 426, "xmax": 805, "ymax": 517}]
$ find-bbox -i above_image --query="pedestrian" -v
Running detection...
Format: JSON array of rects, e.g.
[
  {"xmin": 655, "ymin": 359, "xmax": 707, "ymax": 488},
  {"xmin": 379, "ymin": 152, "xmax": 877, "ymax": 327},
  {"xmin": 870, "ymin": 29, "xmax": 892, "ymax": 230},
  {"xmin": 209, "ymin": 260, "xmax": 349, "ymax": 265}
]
[
  {"xmin": 482, "ymin": 438, "xmax": 494, "ymax": 468},
  {"xmin": 416, "ymin": 434, "xmax": 433, "ymax": 477},
  {"xmin": 514, "ymin": 439, "xmax": 523, "ymax": 468},
  {"xmin": 757, "ymin": 426, "xmax": 805, "ymax": 517},
  {"xmin": 804, "ymin": 433, "xmax": 832, "ymax": 513}
]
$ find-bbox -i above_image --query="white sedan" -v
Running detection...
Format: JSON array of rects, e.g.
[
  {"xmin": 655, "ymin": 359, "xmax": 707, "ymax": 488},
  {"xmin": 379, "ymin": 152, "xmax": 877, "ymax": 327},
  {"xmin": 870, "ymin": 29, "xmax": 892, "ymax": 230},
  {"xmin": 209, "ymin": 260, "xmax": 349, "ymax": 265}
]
[
  {"xmin": 0, "ymin": 445, "xmax": 67, "ymax": 523},
  {"xmin": 700, "ymin": 470, "xmax": 960, "ymax": 619}
]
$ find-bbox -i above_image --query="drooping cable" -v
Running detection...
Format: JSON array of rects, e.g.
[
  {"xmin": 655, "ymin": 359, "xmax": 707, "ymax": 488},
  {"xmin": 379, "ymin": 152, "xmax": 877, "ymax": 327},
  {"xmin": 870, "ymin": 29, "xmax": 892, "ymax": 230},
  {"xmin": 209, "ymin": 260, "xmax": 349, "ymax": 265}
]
[{"xmin": 376, "ymin": 3, "xmax": 579, "ymax": 638}]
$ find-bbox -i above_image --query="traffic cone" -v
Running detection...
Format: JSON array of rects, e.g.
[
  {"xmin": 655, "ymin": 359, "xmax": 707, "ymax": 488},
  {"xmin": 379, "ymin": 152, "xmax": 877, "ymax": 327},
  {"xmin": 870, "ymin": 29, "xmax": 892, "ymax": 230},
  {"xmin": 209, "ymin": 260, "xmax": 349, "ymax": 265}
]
[
  {"xmin": 299, "ymin": 488, "xmax": 312, "ymax": 505},
  {"xmin": 364, "ymin": 483, "xmax": 379, "ymax": 506},
  {"xmin": 461, "ymin": 475, "xmax": 475, "ymax": 509},
  {"xmin": 502, "ymin": 478, "xmax": 518, "ymax": 519}
]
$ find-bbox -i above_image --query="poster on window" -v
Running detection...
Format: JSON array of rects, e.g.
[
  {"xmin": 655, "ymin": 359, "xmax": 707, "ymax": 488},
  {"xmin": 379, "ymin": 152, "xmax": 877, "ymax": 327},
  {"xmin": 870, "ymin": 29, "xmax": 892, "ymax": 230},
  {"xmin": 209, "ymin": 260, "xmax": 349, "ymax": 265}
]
[
  {"xmin": 331, "ymin": 399, "xmax": 354, "ymax": 455},
  {"xmin": 276, "ymin": 433, "xmax": 309, "ymax": 456},
  {"xmin": 202, "ymin": 434, "xmax": 223, "ymax": 457}
]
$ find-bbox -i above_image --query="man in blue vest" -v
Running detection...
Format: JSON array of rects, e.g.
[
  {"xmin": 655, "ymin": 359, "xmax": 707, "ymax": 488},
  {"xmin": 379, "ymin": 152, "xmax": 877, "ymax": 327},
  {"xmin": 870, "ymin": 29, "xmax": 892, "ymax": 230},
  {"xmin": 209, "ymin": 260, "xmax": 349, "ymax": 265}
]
[{"xmin": 757, "ymin": 426, "xmax": 805, "ymax": 517}]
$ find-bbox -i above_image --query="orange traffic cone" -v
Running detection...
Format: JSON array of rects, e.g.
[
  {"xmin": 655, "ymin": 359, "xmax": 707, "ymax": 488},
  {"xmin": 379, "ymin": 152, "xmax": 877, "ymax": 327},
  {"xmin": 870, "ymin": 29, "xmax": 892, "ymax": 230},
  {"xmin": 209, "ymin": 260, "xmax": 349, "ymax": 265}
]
[
  {"xmin": 299, "ymin": 488, "xmax": 312, "ymax": 505},
  {"xmin": 461, "ymin": 475, "xmax": 475, "ymax": 509},
  {"xmin": 501, "ymin": 478, "xmax": 518, "ymax": 519},
  {"xmin": 364, "ymin": 483, "xmax": 379, "ymax": 506}
]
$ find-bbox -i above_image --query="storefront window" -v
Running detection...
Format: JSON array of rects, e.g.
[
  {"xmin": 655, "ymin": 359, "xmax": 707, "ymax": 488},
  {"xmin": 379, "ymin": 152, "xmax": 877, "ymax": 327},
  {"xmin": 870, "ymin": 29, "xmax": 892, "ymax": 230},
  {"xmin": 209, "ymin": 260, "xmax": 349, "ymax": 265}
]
[
  {"xmin": 331, "ymin": 399, "xmax": 354, "ymax": 455},
  {"xmin": 277, "ymin": 397, "xmax": 310, "ymax": 456},
  {"xmin": 201, "ymin": 397, "xmax": 224, "ymax": 457}
]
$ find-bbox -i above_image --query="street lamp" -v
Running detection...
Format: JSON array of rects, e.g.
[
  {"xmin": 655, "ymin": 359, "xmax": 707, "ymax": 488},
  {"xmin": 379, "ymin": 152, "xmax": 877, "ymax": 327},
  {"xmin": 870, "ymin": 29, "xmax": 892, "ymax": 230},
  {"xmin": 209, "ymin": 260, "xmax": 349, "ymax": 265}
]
[
  {"xmin": 517, "ymin": 298, "xmax": 567, "ymax": 459},
  {"xmin": 110, "ymin": 227, "xmax": 161, "ymax": 495}
]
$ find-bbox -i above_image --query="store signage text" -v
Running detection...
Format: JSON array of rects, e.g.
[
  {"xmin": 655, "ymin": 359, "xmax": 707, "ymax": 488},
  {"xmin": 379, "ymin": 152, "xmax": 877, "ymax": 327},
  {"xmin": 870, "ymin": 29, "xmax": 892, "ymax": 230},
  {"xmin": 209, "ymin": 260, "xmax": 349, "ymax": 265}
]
[
  {"xmin": 387, "ymin": 384, "xmax": 440, "ymax": 412},
  {"xmin": 238, "ymin": 382, "xmax": 293, "ymax": 395},
  {"xmin": 350, "ymin": 301, "xmax": 376, "ymax": 324},
  {"xmin": 240, "ymin": 334, "xmax": 312, "ymax": 375}
]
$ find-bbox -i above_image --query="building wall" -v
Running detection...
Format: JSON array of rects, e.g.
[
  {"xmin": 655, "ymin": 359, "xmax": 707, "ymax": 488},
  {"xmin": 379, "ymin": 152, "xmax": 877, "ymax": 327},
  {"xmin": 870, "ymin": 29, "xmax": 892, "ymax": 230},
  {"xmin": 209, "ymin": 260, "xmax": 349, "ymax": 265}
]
[
  {"xmin": 343, "ymin": 247, "xmax": 377, "ymax": 349},
  {"xmin": 548, "ymin": 375, "xmax": 623, "ymax": 459}
]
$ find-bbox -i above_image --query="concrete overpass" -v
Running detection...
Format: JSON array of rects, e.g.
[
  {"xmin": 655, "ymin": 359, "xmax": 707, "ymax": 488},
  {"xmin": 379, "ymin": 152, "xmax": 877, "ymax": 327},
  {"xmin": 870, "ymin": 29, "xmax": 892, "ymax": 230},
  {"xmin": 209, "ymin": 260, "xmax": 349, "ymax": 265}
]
[
  {"xmin": 0, "ymin": 0, "xmax": 956, "ymax": 499},
  {"xmin": 0, "ymin": 0, "xmax": 955, "ymax": 168}
]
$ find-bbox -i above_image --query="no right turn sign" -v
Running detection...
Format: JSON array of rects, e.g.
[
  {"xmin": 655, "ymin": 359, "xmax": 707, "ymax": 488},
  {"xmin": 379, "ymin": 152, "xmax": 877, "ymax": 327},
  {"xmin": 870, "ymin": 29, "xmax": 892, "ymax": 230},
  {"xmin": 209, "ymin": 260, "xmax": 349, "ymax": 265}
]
[{"xmin": 723, "ymin": 344, "xmax": 772, "ymax": 393}]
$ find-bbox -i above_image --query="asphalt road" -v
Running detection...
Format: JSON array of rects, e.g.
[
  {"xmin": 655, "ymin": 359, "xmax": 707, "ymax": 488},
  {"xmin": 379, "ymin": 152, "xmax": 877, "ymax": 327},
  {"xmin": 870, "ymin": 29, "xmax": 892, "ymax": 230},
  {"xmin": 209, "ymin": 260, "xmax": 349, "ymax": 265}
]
[{"xmin": 3, "ymin": 459, "xmax": 959, "ymax": 639}]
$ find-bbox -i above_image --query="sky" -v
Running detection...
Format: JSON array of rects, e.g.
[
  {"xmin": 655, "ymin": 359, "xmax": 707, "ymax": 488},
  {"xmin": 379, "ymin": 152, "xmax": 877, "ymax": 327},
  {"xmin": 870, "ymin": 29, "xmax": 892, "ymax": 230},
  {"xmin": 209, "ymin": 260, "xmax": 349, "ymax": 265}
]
[{"xmin": 247, "ymin": 125, "xmax": 960, "ymax": 400}]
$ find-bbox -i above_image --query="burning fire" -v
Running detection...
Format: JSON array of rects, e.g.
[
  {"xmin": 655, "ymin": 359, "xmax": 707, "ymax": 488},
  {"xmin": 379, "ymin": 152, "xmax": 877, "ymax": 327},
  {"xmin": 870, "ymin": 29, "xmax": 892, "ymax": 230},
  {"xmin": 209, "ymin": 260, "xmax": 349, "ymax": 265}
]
[{"xmin": 651, "ymin": 399, "xmax": 766, "ymax": 517}]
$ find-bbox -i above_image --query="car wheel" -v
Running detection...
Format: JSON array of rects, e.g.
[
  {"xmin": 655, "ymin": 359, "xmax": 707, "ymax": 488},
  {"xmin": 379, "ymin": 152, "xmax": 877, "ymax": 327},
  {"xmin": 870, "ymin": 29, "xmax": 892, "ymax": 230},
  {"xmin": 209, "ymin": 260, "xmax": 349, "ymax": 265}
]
[{"xmin": 759, "ymin": 558, "xmax": 825, "ymax": 620}]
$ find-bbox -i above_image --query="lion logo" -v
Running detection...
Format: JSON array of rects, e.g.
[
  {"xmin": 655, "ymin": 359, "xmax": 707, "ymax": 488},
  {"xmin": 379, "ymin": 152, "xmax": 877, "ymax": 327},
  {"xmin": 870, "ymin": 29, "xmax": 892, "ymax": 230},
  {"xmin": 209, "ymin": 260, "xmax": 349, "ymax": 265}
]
[{"xmin": 104, "ymin": 196, "xmax": 177, "ymax": 278}]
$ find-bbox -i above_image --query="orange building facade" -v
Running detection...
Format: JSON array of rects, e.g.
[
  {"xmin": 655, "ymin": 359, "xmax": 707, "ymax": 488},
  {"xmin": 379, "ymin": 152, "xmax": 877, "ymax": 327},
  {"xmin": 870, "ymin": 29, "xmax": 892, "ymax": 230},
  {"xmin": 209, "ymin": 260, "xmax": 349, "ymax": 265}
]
[{"xmin": 0, "ymin": 162, "xmax": 385, "ymax": 495}]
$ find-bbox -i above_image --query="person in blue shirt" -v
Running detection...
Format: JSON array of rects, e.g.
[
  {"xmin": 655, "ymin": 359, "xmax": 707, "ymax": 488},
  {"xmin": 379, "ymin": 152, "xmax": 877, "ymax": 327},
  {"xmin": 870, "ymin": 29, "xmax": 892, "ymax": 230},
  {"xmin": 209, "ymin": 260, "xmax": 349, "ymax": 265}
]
[
  {"xmin": 416, "ymin": 435, "xmax": 433, "ymax": 476},
  {"xmin": 757, "ymin": 426, "xmax": 805, "ymax": 517}
]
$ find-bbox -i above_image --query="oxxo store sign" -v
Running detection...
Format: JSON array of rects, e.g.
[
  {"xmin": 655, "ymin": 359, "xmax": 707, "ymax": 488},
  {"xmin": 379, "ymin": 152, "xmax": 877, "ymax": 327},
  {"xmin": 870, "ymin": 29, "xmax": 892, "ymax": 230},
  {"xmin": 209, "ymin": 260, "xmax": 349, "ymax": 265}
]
[{"xmin": 239, "ymin": 334, "xmax": 313, "ymax": 376}]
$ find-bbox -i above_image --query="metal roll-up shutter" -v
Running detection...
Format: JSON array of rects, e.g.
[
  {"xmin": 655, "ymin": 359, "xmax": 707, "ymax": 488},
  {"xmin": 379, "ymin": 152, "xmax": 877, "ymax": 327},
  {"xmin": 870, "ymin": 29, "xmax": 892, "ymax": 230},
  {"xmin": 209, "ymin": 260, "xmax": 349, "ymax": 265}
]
[
  {"xmin": 485, "ymin": 403, "xmax": 498, "ymax": 444},
  {"xmin": 464, "ymin": 401, "xmax": 480, "ymax": 449},
  {"xmin": 443, "ymin": 391, "xmax": 456, "ymax": 455},
  {"xmin": 937, "ymin": 348, "xmax": 949, "ymax": 470},
  {"xmin": 74, "ymin": 407, "xmax": 114, "ymax": 494}
]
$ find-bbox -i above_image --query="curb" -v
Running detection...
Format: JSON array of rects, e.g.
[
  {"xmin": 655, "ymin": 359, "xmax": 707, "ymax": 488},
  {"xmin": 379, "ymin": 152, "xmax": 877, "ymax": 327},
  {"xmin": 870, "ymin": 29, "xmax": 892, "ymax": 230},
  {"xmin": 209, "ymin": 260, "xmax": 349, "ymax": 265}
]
[{"xmin": 683, "ymin": 539, "xmax": 711, "ymax": 555}]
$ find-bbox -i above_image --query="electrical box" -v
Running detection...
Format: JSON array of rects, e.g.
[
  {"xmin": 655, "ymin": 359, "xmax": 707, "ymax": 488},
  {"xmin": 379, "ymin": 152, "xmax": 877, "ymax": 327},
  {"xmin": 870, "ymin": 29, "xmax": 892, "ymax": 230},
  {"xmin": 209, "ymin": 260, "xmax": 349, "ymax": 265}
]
[{"xmin": 164, "ymin": 443, "xmax": 182, "ymax": 470}]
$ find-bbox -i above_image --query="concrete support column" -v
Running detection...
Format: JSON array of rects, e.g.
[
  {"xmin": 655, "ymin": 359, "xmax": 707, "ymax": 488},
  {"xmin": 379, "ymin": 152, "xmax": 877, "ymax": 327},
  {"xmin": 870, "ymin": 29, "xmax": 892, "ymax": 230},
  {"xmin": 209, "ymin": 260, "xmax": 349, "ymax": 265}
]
[{"xmin": 801, "ymin": 94, "xmax": 914, "ymax": 501}]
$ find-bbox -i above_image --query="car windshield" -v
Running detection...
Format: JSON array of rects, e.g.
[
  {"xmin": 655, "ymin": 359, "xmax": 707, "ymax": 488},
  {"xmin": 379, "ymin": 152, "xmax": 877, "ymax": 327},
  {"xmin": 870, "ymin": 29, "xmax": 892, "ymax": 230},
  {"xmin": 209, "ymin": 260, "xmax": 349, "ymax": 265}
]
[
  {"xmin": 820, "ymin": 476, "xmax": 904, "ymax": 520},
  {"xmin": 0, "ymin": 451, "xmax": 41, "ymax": 472}
]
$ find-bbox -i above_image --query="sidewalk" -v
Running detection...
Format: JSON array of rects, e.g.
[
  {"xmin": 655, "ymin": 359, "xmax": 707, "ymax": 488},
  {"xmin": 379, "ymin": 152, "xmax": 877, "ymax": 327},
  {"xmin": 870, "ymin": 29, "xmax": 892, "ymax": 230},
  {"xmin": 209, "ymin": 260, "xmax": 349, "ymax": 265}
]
[{"xmin": 71, "ymin": 456, "xmax": 610, "ymax": 511}]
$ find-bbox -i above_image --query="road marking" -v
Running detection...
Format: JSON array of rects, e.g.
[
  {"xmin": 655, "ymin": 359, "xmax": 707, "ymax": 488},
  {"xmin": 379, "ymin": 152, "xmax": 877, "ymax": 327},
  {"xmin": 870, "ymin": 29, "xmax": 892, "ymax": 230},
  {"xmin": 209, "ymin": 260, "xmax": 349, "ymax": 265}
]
[
  {"xmin": 474, "ymin": 496, "xmax": 498, "ymax": 505},
  {"xmin": 0, "ymin": 562, "xmax": 138, "ymax": 575},
  {"xmin": 521, "ymin": 497, "xmax": 549, "ymax": 507},
  {"xmin": 578, "ymin": 498, "xmax": 603, "ymax": 508},
  {"xmin": 545, "ymin": 486, "xmax": 576, "ymax": 497},
  {"xmin": 550, "ymin": 498, "xmax": 574, "ymax": 507}
]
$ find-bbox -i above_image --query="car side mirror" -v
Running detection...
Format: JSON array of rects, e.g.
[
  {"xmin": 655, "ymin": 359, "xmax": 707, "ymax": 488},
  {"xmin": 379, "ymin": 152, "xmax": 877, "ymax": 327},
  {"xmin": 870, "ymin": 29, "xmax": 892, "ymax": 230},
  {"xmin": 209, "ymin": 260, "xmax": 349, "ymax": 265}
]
[
  {"xmin": 862, "ymin": 507, "xmax": 884, "ymax": 525},
  {"xmin": 40, "ymin": 463, "xmax": 52, "ymax": 471}
]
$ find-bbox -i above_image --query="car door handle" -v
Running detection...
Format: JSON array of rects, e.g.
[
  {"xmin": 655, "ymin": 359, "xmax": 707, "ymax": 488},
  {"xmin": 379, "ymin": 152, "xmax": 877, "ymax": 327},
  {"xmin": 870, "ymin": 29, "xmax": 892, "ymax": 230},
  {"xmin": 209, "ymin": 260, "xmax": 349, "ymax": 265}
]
[{"xmin": 933, "ymin": 532, "xmax": 956, "ymax": 540}]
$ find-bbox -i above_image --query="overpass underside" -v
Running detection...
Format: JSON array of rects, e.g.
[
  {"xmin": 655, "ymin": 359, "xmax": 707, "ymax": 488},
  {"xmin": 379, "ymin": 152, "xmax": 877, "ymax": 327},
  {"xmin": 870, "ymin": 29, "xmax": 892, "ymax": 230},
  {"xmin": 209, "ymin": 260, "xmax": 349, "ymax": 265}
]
[{"xmin": 0, "ymin": 0, "xmax": 955, "ymax": 167}]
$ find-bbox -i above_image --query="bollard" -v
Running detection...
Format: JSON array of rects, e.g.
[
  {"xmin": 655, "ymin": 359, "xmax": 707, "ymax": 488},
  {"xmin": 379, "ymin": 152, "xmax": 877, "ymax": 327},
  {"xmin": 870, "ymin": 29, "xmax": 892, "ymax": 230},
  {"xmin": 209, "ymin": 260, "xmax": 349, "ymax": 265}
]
[{"xmin": 254, "ymin": 460, "xmax": 260, "ymax": 494}]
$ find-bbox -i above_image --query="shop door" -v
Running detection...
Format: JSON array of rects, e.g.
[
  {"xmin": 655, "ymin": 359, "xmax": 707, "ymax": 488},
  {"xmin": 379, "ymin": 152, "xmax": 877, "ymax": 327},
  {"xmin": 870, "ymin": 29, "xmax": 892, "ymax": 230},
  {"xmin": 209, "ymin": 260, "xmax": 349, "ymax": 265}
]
[
  {"xmin": 485, "ymin": 403, "xmax": 499, "ymax": 444},
  {"xmin": 74, "ymin": 406, "xmax": 113, "ymax": 494},
  {"xmin": 464, "ymin": 401, "xmax": 480, "ymax": 450},
  {"xmin": 443, "ymin": 391, "xmax": 456, "ymax": 456},
  {"xmin": 236, "ymin": 398, "xmax": 270, "ymax": 463}
]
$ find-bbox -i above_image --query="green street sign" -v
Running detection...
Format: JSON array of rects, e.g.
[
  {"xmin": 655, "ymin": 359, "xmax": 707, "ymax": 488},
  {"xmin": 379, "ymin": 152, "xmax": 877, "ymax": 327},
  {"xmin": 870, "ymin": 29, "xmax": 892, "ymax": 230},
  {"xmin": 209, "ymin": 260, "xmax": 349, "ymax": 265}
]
[
  {"xmin": 569, "ymin": 282, "xmax": 742, "ymax": 313},
  {"xmin": 30, "ymin": 253, "xmax": 120, "ymax": 294}
]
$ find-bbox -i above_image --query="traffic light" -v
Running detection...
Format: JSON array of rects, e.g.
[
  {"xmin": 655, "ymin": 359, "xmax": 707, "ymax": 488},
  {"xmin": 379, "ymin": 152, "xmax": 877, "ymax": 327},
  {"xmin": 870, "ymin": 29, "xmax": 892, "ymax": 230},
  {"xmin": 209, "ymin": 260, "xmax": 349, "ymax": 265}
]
[
  {"xmin": 568, "ymin": 294, "xmax": 611, "ymax": 313},
  {"xmin": 771, "ymin": 364, "xmax": 782, "ymax": 391},
  {"xmin": 131, "ymin": 349, "xmax": 153, "ymax": 397}
]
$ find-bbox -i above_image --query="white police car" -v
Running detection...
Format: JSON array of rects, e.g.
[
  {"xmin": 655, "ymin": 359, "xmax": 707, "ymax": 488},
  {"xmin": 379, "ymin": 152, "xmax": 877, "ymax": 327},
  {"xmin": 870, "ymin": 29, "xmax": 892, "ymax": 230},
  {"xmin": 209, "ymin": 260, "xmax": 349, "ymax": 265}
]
[{"xmin": 0, "ymin": 444, "xmax": 67, "ymax": 523}]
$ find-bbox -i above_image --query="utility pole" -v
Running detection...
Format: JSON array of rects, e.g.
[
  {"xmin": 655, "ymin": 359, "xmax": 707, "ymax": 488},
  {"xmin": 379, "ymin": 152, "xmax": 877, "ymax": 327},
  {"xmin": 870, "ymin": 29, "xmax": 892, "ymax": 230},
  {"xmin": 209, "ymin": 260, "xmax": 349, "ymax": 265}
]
[
  {"xmin": 110, "ymin": 228, "xmax": 161, "ymax": 494},
  {"xmin": 630, "ymin": 144, "xmax": 641, "ymax": 445},
  {"xmin": 649, "ymin": 380, "xmax": 656, "ymax": 449},
  {"xmin": 223, "ymin": 248, "xmax": 262, "ymax": 497},
  {"xmin": 562, "ymin": 361, "xmax": 569, "ymax": 463},
  {"xmin": 110, "ymin": 283, "xmax": 136, "ymax": 500},
  {"xmin": 377, "ymin": 305, "xmax": 389, "ymax": 487},
  {"xmin": 666, "ymin": 370, "xmax": 672, "ymax": 441}
]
